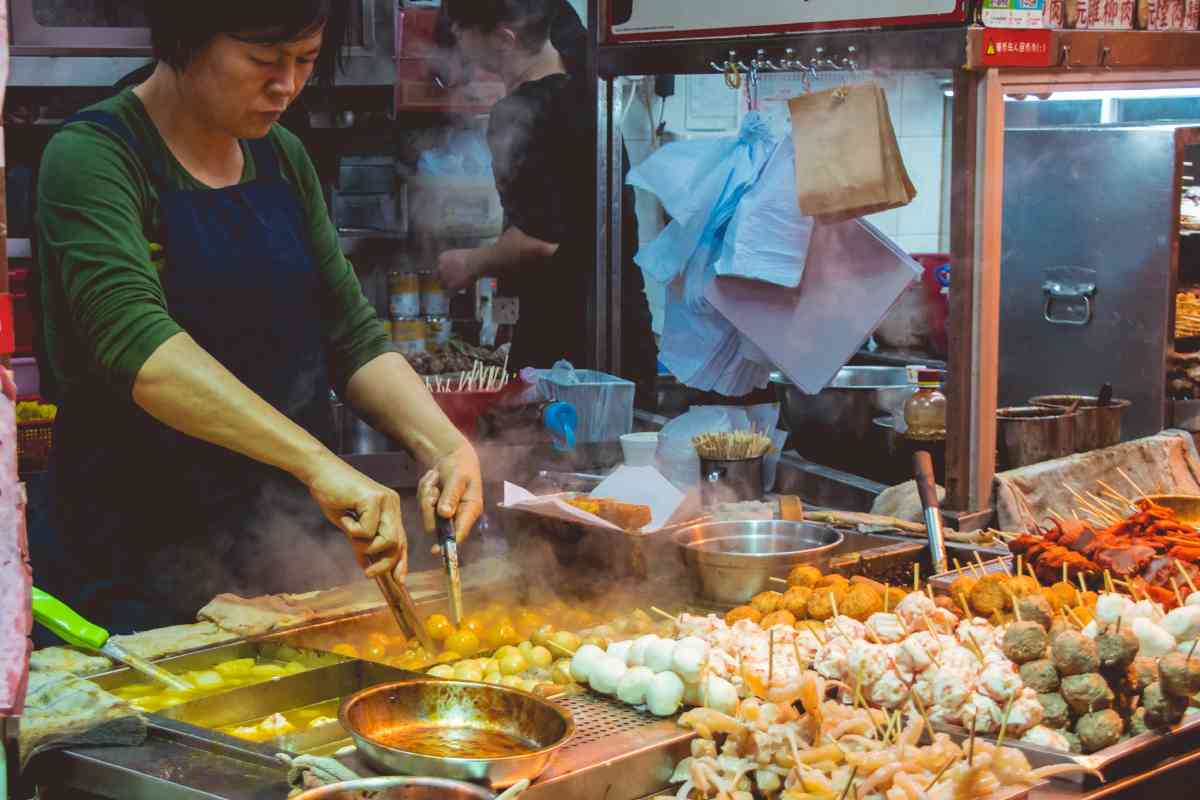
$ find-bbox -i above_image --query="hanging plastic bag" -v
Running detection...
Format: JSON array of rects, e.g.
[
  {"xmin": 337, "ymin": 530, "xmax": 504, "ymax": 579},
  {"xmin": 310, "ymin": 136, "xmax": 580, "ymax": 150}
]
[{"xmin": 715, "ymin": 135, "xmax": 815, "ymax": 288}]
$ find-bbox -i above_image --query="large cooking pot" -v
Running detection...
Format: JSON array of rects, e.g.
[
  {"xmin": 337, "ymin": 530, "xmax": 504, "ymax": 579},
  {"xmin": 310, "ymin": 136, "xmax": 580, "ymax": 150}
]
[
  {"xmin": 1029, "ymin": 394, "xmax": 1132, "ymax": 453},
  {"xmin": 996, "ymin": 406, "xmax": 1078, "ymax": 470},
  {"xmin": 771, "ymin": 368, "xmax": 913, "ymax": 475}
]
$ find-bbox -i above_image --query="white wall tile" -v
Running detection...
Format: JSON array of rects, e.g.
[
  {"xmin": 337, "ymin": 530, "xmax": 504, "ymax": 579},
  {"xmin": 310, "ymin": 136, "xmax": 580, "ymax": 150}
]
[
  {"xmin": 896, "ymin": 136, "xmax": 944, "ymax": 236},
  {"xmin": 895, "ymin": 234, "xmax": 942, "ymax": 254},
  {"xmin": 900, "ymin": 74, "xmax": 947, "ymax": 138},
  {"xmin": 867, "ymin": 208, "xmax": 901, "ymax": 237}
]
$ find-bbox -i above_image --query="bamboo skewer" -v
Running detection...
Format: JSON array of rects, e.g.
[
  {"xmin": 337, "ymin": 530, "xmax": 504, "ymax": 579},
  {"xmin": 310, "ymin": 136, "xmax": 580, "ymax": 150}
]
[
  {"xmin": 546, "ymin": 640, "xmax": 577, "ymax": 657},
  {"xmin": 770, "ymin": 576, "xmax": 789, "ymax": 586},
  {"xmin": 692, "ymin": 429, "xmax": 774, "ymax": 460},
  {"xmin": 1117, "ymin": 467, "xmax": 1149, "ymax": 501},
  {"xmin": 650, "ymin": 607, "xmax": 679, "ymax": 625},
  {"xmin": 1177, "ymin": 560, "xmax": 1199, "ymax": 593},
  {"xmin": 1172, "ymin": 577, "xmax": 1185, "ymax": 607}
]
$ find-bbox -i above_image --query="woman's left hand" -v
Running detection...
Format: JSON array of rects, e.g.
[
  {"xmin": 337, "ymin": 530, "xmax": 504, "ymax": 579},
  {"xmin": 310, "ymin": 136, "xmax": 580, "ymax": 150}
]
[{"xmin": 418, "ymin": 441, "xmax": 484, "ymax": 550}]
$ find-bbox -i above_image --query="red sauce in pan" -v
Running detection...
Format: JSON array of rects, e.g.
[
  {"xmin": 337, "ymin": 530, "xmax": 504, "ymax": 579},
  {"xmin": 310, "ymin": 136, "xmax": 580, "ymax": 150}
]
[{"xmin": 374, "ymin": 724, "xmax": 535, "ymax": 758}]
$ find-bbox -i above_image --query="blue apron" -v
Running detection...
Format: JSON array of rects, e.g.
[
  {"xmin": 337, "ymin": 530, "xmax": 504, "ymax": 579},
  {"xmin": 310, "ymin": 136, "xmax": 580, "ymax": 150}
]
[{"xmin": 42, "ymin": 111, "xmax": 342, "ymax": 634}]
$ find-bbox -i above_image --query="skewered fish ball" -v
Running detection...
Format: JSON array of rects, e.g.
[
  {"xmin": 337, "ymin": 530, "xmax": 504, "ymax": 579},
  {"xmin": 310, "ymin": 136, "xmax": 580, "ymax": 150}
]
[
  {"xmin": 933, "ymin": 595, "xmax": 963, "ymax": 619},
  {"xmin": 1019, "ymin": 659, "xmax": 1060, "ymax": 693},
  {"xmin": 1051, "ymin": 630, "xmax": 1100, "ymax": 676},
  {"xmin": 590, "ymin": 654, "xmax": 628, "ymax": 695},
  {"xmin": 1037, "ymin": 692, "xmax": 1071, "ymax": 729},
  {"xmin": 1015, "ymin": 594, "xmax": 1054, "ymax": 631},
  {"xmin": 1003, "ymin": 621, "xmax": 1049, "ymax": 664},
  {"xmin": 570, "ymin": 644, "xmax": 606, "ymax": 684},
  {"xmin": 725, "ymin": 606, "xmax": 762, "ymax": 626},
  {"xmin": 616, "ymin": 666, "xmax": 655, "ymax": 706},
  {"xmin": 1010, "ymin": 575, "xmax": 1040, "ymax": 598},
  {"xmin": 1158, "ymin": 652, "xmax": 1200, "ymax": 700},
  {"xmin": 782, "ymin": 586, "xmax": 812, "ymax": 618},
  {"xmin": 645, "ymin": 639, "xmax": 677, "ymax": 674},
  {"xmin": 883, "ymin": 586, "xmax": 907, "ymax": 612},
  {"xmin": 1049, "ymin": 617, "xmax": 1074, "ymax": 640},
  {"xmin": 806, "ymin": 589, "xmax": 842, "ymax": 621},
  {"xmin": 1128, "ymin": 656, "xmax": 1160, "ymax": 693},
  {"xmin": 751, "ymin": 591, "xmax": 785, "ymax": 615},
  {"xmin": 1096, "ymin": 627, "xmax": 1139, "ymax": 673},
  {"xmin": 760, "ymin": 610, "xmax": 797, "ymax": 629},
  {"xmin": 1061, "ymin": 673, "xmax": 1114, "ymax": 715},
  {"xmin": 1143, "ymin": 681, "xmax": 1188, "ymax": 729},
  {"xmin": 647, "ymin": 671, "xmax": 685, "ymax": 716},
  {"xmin": 1050, "ymin": 581, "xmax": 1080, "ymax": 608},
  {"xmin": 970, "ymin": 575, "xmax": 1011, "ymax": 616},
  {"xmin": 844, "ymin": 584, "xmax": 884, "ymax": 622},
  {"xmin": 1039, "ymin": 588, "xmax": 1064, "ymax": 615},
  {"xmin": 1077, "ymin": 710, "xmax": 1124, "ymax": 753},
  {"xmin": 815, "ymin": 574, "xmax": 849, "ymax": 590},
  {"xmin": 671, "ymin": 637, "xmax": 709, "ymax": 682},
  {"xmin": 628, "ymin": 635, "xmax": 660, "ymax": 667},
  {"xmin": 1132, "ymin": 618, "xmax": 1177, "ymax": 658},
  {"xmin": 786, "ymin": 565, "xmax": 822, "ymax": 588}
]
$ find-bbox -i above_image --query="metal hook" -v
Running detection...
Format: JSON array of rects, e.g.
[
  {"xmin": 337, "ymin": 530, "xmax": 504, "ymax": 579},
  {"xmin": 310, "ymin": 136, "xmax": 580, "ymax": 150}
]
[
  {"xmin": 1059, "ymin": 44, "xmax": 1072, "ymax": 69},
  {"xmin": 1099, "ymin": 46, "xmax": 1112, "ymax": 69}
]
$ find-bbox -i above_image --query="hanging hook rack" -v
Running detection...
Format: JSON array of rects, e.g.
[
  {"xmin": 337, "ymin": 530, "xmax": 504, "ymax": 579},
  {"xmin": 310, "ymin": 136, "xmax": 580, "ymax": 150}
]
[{"xmin": 708, "ymin": 45, "xmax": 860, "ymax": 82}]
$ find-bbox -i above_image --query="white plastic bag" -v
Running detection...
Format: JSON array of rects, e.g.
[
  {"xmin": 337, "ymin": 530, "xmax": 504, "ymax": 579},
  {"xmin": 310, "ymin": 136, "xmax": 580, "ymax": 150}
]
[{"xmin": 715, "ymin": 135, "xmax": 814, "ymax": 288}]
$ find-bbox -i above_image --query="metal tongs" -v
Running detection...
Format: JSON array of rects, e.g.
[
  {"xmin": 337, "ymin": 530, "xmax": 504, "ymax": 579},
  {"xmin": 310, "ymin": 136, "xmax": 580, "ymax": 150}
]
[
  {"xmin": 913, "ymin": 451, "xmax": 949, "ymax": 575},
  {"xmin": 374, "ymin": 573, "xmax": 435, "ymax": 654},
  {"xmin": 32, "ymin": 587, "xmax": 192, "ymax": 691},
  {"xmin": 437, "ymin": 517, "xmax": 465, "ymax": 626}
]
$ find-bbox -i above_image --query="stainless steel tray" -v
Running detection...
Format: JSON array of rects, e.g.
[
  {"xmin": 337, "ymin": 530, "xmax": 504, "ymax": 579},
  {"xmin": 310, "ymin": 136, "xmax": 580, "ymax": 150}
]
[{"xmin": 929, "ymin": 555, "xmax": 1013, "ymax": 596}]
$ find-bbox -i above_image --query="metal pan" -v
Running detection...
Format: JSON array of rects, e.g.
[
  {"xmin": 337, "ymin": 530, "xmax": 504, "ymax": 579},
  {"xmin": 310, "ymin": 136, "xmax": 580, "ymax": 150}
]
[
  {"xmin": 292, "ymin": 777, "xmax": 496, "ymax": 799},
  {"xmin": 339, "ymin": 680, "xmax": 574, "ymax": 789}
]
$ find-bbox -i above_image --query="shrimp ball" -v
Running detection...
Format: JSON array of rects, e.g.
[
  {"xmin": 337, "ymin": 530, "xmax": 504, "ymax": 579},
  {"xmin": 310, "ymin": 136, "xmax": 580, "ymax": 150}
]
[{"xmin": 646, "ymin": 671, "xmax": 686, "ymax": 716}]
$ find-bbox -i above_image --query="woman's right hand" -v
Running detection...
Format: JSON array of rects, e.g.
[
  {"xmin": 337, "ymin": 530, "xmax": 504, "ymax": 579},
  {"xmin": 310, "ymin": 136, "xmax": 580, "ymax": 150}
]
[{"xmin": 304, "ymin": 454, "xmax": 407, "ymax": 584}]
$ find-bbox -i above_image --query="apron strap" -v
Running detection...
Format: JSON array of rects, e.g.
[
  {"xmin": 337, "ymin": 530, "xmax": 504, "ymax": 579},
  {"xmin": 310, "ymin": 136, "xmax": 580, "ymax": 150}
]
[
  {"xmin": 62, "ymin": 109, "xmax": 168, "ymax": 190},
  {"xmin": 246, "ymin": 135, "xmax": 284, "ymax": 184}
]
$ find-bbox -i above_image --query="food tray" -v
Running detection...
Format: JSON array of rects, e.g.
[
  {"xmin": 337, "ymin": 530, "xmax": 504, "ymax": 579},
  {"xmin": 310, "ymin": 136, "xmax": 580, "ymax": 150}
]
[
  {"xmin": 928, "ymin": 555, "xmax": 1013, "ymax": 596},
  {"xmin": 938, "ymin": 710, "xmax": 1200, "ymax": 787}
]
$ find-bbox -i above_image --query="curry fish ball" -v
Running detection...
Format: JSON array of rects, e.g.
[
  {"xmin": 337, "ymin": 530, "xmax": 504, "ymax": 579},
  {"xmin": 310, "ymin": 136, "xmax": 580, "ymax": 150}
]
[
  {"xmin": 550, "ymin": 659, "xmax": 573, "ymax": 686},
  {"xmin": 551, "ymin": 631, "xmax": 582, "ymax": 655},
  {"xmin": 949, "ymin": 576, "xmax": 978, "ymax": 604},
  {"xmin": 787, "ymin": 565, "xmax": 823, "ymax": 588},
  {"xmin": 844, "ymin": 584, "xmax": 884, "ymax": 622},
  {"xmin": 782, "ymin": 587, "xmax": 813, "ymax": 618},
  {"xmin": 1039, "ymin": 588, "xmax": 1064, "ymax": 615},
  {"xmin": 1020, "ymin": 660, "xmax": 1060, "ymax": 693},
  {"xmin": 531, "ymin": 624, "xmax": 556, "ymax": 647},
  {"xmin": 445, "ymin": 630, "xmax": 480, "ymax": 657},
  {"xmin": 883, "ymin": 587, "xmax": 907, "ymax": 611},
  {"xmin": 808, "ymin": 585, "xmax": 848, "ymax": 621},
  {"xmin": 528, "ymin": 646, "xmax": 553, "ymax": 670},
  {"xmin": 1004, "ymin": 621, "xmax": 1049, "ymax": 664},
  {"xmin": 1051, "ymin": 630, "xmax": 1100, "ymax": 676},
  {"xmin": 427, "ymin": 664, "xmax": 456, "ymax": 679},
  {"xmin": 815, "ymin": 573, "xmax": 849, "ymax": 590},
  {"xmin": 1061, "ymin": 673, "xmax": 1114, "ymax": 715},
  {"xmin": 760, "ymin": 610, "xmax": 797, "ymax": 630},
  {"xmin": 499, "ymin": 652, "xmax": 528, "ymax": 676},
  {"xmin": 751, "ymin": 591, "xmax": 785, "ymax": 615},
  {"xmin": 1010, "ymin": 576, "xmax": 1040, "ymax": 599},
  {"xmin": 970, "ymin": 576, "xmax": 1011, "ymax": 616},
  {"xmin": 1015, "ymin": 595, "xmax": 1054, "ymax": 631},
  {"xmin": 616, "ymin": 666, "xmax": 656, "ymax": 706},
  {"xmin": 1158, "ymin": 652, "xmax": 1200, "ymax": 700},
  {"xmin": 1144, "ymin": 681, "xmax": 1188, "ymax": 729},
  {"xmin": 1077, "ymin": 709, "xmax": 1124, "ymax": 753},
  {"xmin": 454, "ymin": 662, "xmax": 485, "ymax": 682},
  {"xmin": 1097, "ymin": 627, "xmax": 1140, "ymax": 673},
  {"xmin": 647, "ymin": 671, "xmax": 686, "ymax": 716},
  {"xmin": 1038, "ymin": 692, "xmax": 1071, "ymax": 729},
  {"xmin": 1050, "ymin": 581, "xmax": 1080, "ymax": 608},
  {"xmin": 725, "ymin": 606, "xmax": 762, "ymax": 626},
  {"xmin": 1127, "ymin": 656, "xmax": 1160, "ymax": 693},
  {"xmin": 645, "ymin": 639, "xmax": 678, "ymax": 674}
]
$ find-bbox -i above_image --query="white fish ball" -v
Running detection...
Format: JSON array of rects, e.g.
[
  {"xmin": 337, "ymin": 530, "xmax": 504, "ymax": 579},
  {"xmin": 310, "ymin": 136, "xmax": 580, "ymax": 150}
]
[
  {"xmin": 647, "ymin": 671, "xmax": 685, "ymax": 716},
  {"xmin": 616, "ymin": 666, "xmax": 656, "ymax": 706},
  {"xmin": 569, "ymin": 644, "xmax": 605, "ymax": 685},
  {"xmin": 590, "ymin": 654, "xmax": 628, "ymax": 695},
  {"xmin": 628, "ymin": 635, "xmax": 660, "ymax": 667},
  {"xmin": 645, "ymin": 639, "xmax": 678, "ymax": 673}
]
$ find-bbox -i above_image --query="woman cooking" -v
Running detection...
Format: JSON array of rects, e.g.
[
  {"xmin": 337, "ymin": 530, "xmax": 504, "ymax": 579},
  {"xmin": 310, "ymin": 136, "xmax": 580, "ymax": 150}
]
[{"xmin": 32, "ymin": 1, "xmax": 482, "ymax": 633}]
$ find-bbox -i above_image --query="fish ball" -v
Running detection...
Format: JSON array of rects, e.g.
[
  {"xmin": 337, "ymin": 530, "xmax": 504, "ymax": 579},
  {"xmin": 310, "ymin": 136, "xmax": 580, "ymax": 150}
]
[
  {"xmin": 645, "ymin": 639, "xmax": 678, "ymax": 673},
  {"xmin": 570, "ymin": 644, "xmax": 606, "ymax": 684},
  {"xmin": 607, "ymin": 640, "xmax": 634, "ymax": 665},
  {"xmin": 616, "ymin": 666, "xmax": 656, "ymax": 706},
  {"xmin": 590, "ymin": 654, "xmax": 628, "ymax": 695},
  {"xmin": 701, "ymin": 674, "xmax": 739, "ymax": 716},
  {"xmin": 647, "ymin": 671, "xmax": 685, "ymax": 716},
  {"xmin": 628, "ymin": 635, "xmax": 660, "ymax": 667},
  {"xmin": 1132, "ymin": 618, "xmax": 1176, "ymax": 658},
  {"xmin": 1163, "ymin": 606, "xmax": 1200, "ymax": 642},
  {"xmin": 671, "ymin": 638, "xmax": 709, "ymax": 682}
]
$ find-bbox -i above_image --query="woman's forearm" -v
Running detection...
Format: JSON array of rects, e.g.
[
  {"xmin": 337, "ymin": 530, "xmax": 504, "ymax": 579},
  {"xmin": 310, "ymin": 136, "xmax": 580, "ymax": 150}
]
[
  {"xmin": 344, "ymin": 351, "xmax": 468, "ymax": 465},
  {"xmin": 131, "ymin": 331, "xmax": 334, "ymax": 483},
  {"xmin": 469, "ymin": 225, "xmax": 558, "ymax": 278}
]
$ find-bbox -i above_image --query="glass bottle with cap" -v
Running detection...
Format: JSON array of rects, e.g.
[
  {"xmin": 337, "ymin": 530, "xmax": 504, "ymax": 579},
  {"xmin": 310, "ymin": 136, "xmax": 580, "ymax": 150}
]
[{"xmin": 904, "ymin": 369, "xmax": 947, "ymax": 441}]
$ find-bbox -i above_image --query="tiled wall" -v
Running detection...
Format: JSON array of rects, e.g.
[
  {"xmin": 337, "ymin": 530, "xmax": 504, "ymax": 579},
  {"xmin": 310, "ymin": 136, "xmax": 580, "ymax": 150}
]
[{"xmin": 620, "ymin": 72, "xmax": 952, "ymax": 334}]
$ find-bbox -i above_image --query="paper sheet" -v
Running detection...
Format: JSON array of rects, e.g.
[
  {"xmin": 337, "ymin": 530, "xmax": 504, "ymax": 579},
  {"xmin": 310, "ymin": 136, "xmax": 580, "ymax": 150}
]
[{"xmin": 501, "ymin": 466, "xmax": 688, "ymax": 533}]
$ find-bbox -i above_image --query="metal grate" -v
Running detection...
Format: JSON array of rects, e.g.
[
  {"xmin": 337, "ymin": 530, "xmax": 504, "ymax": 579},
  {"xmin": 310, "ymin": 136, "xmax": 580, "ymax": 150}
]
[{"xmin": 557, "ymin": 693, "xmax": 662, "ymax": 748}]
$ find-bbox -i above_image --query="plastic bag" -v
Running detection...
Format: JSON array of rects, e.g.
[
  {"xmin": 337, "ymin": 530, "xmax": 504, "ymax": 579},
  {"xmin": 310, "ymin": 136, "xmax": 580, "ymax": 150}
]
[
  {"xmin": 656, "ymin": 404, "xmax": 786, "ymax": 492},
  {"xmin": 416, "ymin": 129, "xmax": 494, "ymax": 178},
  {"xmin": 715, "ymin": 135, "xmax": 815, "ymax": 288}
]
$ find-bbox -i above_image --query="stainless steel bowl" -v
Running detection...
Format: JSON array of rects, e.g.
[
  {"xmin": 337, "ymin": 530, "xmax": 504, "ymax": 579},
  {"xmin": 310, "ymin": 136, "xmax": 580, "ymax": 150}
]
[
  {"xmin": 673, "ymin": 520, "xmax": 844, "ymax": 606},
  {"xmin": 771, "ymin": 368, "xmax": 914, "ymax": 474},
  {"xmin": 292, "ymin": 777, "xmax": 496, "ymax": 800},
  {"xmin": 339, "ymin": 680, "xmax": 574, "ymax": 789}
]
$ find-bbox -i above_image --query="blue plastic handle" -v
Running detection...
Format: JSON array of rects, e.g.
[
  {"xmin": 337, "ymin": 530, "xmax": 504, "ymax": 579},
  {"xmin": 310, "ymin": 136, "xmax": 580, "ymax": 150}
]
[{"xmin": 543, "ymin": 402, "xmax": 578, "ymax": 452}]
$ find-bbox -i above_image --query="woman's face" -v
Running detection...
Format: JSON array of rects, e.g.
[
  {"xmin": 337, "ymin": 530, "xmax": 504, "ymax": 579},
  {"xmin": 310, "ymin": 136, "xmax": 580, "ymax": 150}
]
[{"xmin": 184, "ymin": 28, "xmax": 324, "ymax": 139}]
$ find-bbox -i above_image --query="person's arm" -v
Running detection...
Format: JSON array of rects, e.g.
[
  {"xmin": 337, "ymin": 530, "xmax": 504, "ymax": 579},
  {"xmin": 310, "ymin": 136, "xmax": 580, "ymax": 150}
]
[{"xmin": 436, "ymin": 225, "xmax": 558, "ymax": 292}]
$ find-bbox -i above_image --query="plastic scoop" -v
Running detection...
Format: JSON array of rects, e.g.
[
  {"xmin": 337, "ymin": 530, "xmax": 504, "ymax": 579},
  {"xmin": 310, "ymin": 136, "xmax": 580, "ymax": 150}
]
[{"xmin": 31, "ymin": 587, "xmax": 193, "ymax": 691}]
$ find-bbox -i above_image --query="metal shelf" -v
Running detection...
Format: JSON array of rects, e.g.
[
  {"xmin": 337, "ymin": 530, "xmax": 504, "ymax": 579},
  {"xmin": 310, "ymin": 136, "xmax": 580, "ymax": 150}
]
[{"xmin": 597, "ymin": 26, "xmax": 968, "ymax": 77}]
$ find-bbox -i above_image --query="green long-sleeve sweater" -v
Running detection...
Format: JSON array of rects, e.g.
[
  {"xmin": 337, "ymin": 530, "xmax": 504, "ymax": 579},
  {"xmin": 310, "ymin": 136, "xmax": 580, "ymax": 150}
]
[{"xmin": 35, "ymin": 89, "xmax": 390, "ymax": 398}]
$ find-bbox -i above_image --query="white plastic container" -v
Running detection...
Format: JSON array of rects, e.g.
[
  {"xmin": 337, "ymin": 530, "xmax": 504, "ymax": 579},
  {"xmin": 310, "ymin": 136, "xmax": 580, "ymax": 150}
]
[{"xmin": 620, "ymin": 432, "xmax": 660, "ymax": 467}]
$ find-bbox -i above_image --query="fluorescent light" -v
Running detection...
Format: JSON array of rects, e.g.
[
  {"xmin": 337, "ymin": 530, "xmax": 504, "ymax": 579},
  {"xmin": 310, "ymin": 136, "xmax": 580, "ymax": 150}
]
[{"xmin": 1007, "ymin": 87, "xmax": 1200, "ymax": 101}]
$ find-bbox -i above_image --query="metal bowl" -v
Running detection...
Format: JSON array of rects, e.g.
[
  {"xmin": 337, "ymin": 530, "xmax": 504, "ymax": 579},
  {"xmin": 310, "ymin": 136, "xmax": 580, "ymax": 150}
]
[
  {"xmin": 771, "ymin": 368, "xmax": 914, "ymax": 474},
  {"xmin": 673, "ymin": 520, "xmax": 844, "ymax": 606},
  {"xmin": 292, "ymin": 777, "xmax": 495, "ymax": 800},
  {"xmin": 339, "ymin": 680, "xmax": 574, "ymax": 789}
]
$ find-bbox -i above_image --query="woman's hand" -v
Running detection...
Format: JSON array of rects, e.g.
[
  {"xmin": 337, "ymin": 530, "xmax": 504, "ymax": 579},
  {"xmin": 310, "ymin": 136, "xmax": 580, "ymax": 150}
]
[
  {"xmin": 305, "ymin": 454, "xmax": 408, "ymax": 583},
  {"xmin": 418, "ymin": 441, "xmax": 484, "ymax": 549},
  {"xmin": 435, "ymin": 249, "xmax": 478, "ymax": 293}
]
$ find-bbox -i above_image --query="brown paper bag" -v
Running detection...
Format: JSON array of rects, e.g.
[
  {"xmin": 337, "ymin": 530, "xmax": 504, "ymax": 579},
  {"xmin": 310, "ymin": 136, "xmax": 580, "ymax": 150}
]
[{"xmin": 789, "ymin": 82, "xmax": 916, "ymax": 221}]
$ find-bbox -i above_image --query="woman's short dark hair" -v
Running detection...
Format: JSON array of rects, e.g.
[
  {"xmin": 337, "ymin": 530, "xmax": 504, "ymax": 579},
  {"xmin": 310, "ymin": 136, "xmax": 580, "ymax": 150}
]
[
  {"xmin": 443, "ymin": 0, "xmax": 560, "ymax": 50},
  {"xmin": 145, "ymin": 0, "xmax": 349, "ymax": 86}
]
